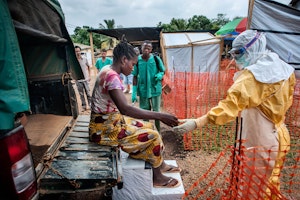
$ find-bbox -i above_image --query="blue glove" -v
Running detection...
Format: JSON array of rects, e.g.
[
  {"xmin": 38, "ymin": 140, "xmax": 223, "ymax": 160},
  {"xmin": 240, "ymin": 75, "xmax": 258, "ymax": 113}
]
[
  {"xmin": 155, "ymin": 72, "xmax": 164, "ymax": 81},
  {"xmin": 131, "ymin": 85, "xmax": 137, "ymax": 103}
]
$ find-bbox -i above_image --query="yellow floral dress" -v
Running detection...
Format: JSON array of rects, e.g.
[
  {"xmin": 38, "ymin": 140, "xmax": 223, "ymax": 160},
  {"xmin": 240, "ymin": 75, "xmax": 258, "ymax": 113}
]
[{"xmin": 89, "ymin": 66, "xmax": 164, "ymax": 168}]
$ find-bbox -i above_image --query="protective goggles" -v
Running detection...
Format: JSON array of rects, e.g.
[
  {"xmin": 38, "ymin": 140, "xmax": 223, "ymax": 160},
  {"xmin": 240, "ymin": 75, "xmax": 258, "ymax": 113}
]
[
  {"xmin": 230, "ymin": 48, "xmax": 246, "ymax": 60},
  {"xmin": 230, "ymin": 32, "xmax": 261, "ymax": 60}
]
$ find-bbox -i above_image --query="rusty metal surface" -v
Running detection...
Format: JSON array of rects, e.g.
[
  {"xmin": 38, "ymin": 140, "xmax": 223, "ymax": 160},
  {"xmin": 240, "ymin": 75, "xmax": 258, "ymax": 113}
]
[{"xmin": 39, "ymin": 115, "xmax": 119, "ymax": 191}]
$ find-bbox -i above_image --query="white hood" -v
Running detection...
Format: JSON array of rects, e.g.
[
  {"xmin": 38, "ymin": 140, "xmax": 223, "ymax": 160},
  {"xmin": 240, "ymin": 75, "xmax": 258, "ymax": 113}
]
[
  {"xmin": 246, "ymin": 51, "xmax": 294, "ymax": 83},
  {"xmin": 232, "ymin": 30, "xmax": 294, "ymax": 83}
]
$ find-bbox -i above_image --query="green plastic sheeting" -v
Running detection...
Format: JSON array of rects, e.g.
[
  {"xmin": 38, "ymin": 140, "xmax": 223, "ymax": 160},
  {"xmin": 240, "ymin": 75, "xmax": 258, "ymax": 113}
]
[
  {"xmin": 0, "ymin": 0, "xmax": 82, "ymax": 130},
  {"xmin": 215, "ymin": 18, "xmax": 244, "ymax": 36},
  {"xmin": 0, "ymin": 0, "xmax": 30, "ymax": 130}
]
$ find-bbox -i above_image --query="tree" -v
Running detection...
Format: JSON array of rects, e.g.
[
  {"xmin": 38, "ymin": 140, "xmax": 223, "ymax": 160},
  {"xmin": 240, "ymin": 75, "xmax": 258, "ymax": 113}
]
[
  {"xmin": 233, "ymin": 16, "xmax": 245, "ymax": 20},
  {"xmin": 158, "ymin": 15, "xmax": 214, "ymax": 32},
  {"xmin": 211, "ymin": 13, "xmax": 230, "ymax": 30},
  {"xmin": 70, "ymin": 19, "xmax": 118, "ymax": 51},
  {"xmin": 187, "ymin": 15, "xmax": 212, "ymax": 30},
  {"xmin": 99, "ymin": 19, "xmax": 115, "ymax": 29},
  {"xmin": 98, "ymin": 19, "xmax": 117, "ymax": 50},
  {"xmin": 170, "ymin": 18, "xmax": 188, "ymax": 31},
  {"xmin": 70, "ymin": 14, "xmax": 237, "ymax": 45},
  {"xmin": 71, "ymin": 26, "xmax": 102, "ymax": 47},
  {"xmin": 158, "ymin": 18, "xmax": 188, "ymax": 32}
]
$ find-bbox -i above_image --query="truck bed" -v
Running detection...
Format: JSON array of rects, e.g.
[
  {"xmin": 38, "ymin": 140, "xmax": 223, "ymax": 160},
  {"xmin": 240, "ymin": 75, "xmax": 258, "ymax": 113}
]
[
  {"xmin": 25, "ymin": 114, "xmax": 120, "ymax": 197},
  {"xmin": 25, "ymin": 114, "xmax": 73, "ymax": 167}
]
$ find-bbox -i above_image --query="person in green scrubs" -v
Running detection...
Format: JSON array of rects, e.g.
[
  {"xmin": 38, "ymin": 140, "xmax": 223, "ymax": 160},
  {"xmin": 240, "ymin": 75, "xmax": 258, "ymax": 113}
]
[
  {"xmin": 95, "ymin": 49, "xmax": 113, "ymax": 72},
  {"xmin": 131, "ymin": 41, "xmax": 165, "ymax": 132}
]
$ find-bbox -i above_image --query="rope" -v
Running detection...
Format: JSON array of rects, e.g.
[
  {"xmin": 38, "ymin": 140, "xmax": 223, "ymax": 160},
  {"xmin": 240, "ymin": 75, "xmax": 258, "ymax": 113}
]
[{"xmin": 42, "ymin": 153, "xmax": 81, "ymax": 189}]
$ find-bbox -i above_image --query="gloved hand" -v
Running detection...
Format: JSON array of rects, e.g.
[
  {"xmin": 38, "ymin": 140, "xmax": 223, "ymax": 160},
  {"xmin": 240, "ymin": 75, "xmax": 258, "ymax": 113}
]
[
  {"xmin": 155, "ymin": 72, "xmax": 164, "ymax": 81},
  {"xmin": 173, "ymin": 119, "xmax": 197, "ymax": 134},
  {"xmin": 173, "ymin": 115, "xmax": 208, "ymax": 134},
  {"xmin": 131, "ymin": 85, "xmax": 138, "ymax": 103}
]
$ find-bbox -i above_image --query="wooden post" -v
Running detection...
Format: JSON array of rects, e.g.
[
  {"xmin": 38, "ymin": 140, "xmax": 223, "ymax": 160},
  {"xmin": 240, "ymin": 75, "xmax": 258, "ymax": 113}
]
[
  {"xmin": 89, "ymin": 31, "xmax": 96, "ymax": 76},
  {"xmin": 160, "ymin": 31, "xmax": 168, "ymax": 70},
  {"xmin": 220, "ymin": 37, "xmax": 224, "ymax": 70}
]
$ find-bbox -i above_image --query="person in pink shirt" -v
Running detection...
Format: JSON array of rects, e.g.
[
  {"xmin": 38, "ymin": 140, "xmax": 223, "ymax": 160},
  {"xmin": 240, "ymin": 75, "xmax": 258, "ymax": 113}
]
[{"xmin": 89, "ymin": 37, "xmax": 181, "ymax": 188}]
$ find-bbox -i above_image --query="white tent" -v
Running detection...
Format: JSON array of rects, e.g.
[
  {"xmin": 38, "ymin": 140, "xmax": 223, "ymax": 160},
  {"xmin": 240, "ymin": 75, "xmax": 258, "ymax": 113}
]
[{"xmin": 160, "ymin": 32, "xmax": 221, "ymax": 73}]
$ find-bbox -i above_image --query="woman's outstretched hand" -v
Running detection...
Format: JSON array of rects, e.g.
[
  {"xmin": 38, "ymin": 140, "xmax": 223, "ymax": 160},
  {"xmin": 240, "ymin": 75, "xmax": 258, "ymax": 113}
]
[{"xmin": 159, "ymin": 113, "xmax": 179, "ymax": 128}]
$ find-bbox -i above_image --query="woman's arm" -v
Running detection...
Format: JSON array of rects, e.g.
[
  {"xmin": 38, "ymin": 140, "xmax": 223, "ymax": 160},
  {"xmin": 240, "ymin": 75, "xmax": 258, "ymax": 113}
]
[{"xmin": 109, "ymin": 89, "xmax": 178, "ymax": 127}]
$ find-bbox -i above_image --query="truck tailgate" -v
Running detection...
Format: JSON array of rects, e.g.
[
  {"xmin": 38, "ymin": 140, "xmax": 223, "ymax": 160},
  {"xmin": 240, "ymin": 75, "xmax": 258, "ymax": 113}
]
[
  {"xmin": 37, "ymin": 115, "xmax": 120, "ymax": 193},
  {"xmin": 25, "ymin": 114, "xmax": 74, "ymax": 168}
]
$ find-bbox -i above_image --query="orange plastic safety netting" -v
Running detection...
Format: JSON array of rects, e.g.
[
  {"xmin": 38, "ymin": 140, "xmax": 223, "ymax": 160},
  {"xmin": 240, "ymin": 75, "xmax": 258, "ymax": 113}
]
[
  {"xmin": 162, "ymin": 62, "xmax": 238, "ymax": 150},
  {"xmin": 180, "ymin": 142, "xmax": 300, "ymax": 200},
  {"xmin": 162, "ymin": 59, "xmax": 300, "ymax": 199},
  {"xmin": 162, "ymin": 61, "xmax": 300, "ymax": 151}
]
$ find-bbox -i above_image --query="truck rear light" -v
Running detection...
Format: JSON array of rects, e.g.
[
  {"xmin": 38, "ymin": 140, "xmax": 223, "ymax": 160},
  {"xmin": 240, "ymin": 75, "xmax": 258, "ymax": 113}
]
[
  {"xmin": 0, "ymin": 125, "xmax": 37, "ymax": 200},
  {"xmin": 12, "ymin": 153, "xmax": 36, "ymax": 192},
  {"xmin": 7, "ymin": 126, "xmax": 30, "ymax": 163}
]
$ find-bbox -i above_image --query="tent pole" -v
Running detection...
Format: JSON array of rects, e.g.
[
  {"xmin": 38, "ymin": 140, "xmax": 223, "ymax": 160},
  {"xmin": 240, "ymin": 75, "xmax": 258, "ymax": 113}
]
[
  {"xmin": 160, "ymin": 31, "xmax": 168, "ymax": 70},
  {"xmin": 220, "ymin": 38, "xmax": 224, "ymax": 69},
  {"xmin": 185, "ymin": 33, "xmax": 194, "ymax": 72},
  {"xmin": 247, "ymin": 0, "xmax": 254, "ymax": 29},
  {"xmin": 89, "ymin": 32, "xmax": 96, "ymax": 76}
]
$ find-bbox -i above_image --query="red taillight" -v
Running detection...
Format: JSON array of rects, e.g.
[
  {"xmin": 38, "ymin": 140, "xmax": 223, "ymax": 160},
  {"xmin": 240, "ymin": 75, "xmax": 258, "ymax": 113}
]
[
  {"xmin": 7, "ymin": 127, "xmax": 29, "ymax": 163},
  {"xmin": 0, "ymin": 125, "xmax": 37, "ymax": 200}
]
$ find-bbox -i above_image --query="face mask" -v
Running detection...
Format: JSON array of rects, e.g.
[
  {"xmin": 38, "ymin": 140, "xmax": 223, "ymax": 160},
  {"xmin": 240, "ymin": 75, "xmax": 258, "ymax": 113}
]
[{"xmin": 235, "ymin": 54, "xmax": 250, "ymax": 70}]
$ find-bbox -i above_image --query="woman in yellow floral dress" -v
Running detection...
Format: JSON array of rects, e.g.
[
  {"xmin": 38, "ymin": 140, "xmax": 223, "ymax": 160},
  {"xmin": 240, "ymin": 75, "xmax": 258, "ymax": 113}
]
[{"xmin": 89, "ymin": 38, "xmax": 181, "ymax": 188}]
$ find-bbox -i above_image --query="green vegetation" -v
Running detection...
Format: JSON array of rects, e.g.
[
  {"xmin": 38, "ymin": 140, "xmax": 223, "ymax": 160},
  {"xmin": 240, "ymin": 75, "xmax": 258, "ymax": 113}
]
[
  {"xmin": 70, "ymin": 14, "xmax": 245, "ymax": 50},
  {"xmin": 71, "ymin": 19, "xmax": 117, "ymax": 50}
]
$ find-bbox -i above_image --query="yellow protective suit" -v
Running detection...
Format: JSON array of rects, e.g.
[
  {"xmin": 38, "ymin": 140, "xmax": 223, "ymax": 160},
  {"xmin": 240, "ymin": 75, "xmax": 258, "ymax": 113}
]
[
  {"xmin": 173, "ymin": 30, "xmax": 296, "ymax": 199},
  {"xmin": 206, "ymin": 69, "xmax": 296, "ymax": 199}
]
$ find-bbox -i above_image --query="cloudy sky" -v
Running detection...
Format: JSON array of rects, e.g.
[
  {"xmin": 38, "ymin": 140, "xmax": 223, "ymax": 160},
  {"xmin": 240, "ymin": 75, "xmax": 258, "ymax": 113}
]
[{"xmin": 59, "ymin": 0, "xmax": 292, "ymax": 34}]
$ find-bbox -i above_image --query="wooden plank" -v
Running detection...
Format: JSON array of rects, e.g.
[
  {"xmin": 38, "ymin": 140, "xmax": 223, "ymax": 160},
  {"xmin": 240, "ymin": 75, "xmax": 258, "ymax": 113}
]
[
  {"xmin": 73, "ymin": 126, "xmax": 88, "ymax": 132},
  {"xmin": 25, "ymin": 114, "xmax": 72, "ymax": 146},
  {"xmin": 69, "ymin": 131, "xmax": 89, "ymax": 138},
  {"xmin": 65, "ymin": 137, "xmax": 90, "ymax": 144},
  {"xmin": 75, "ymin": 122, "xmax": 89, "ymax": 127},
  {"xmin": 77, "ymin": 115, "xmax": 90, "ymax": 122},
  {"xmin": 59, "ymin": 143, "xmax": 112, "ymax": 152}
]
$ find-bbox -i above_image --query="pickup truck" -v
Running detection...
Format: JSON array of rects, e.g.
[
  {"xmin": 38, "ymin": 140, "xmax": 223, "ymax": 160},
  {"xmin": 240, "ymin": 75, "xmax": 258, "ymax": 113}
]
[{"xmin": 0, "ymin": 1, "xmax": 120, "ymax": 199}]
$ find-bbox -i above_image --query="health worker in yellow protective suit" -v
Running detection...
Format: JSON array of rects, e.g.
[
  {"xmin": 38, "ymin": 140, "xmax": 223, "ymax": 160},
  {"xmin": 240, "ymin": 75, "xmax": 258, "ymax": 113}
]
[{"xmin": 173, "ymin": 30, "xmax": 296, "ymax": 199}]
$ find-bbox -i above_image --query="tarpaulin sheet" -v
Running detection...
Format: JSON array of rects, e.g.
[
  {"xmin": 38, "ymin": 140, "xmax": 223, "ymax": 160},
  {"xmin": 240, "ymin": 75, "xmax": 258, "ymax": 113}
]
[
  {"xmin": 88, "ymin": 27, "xmax": 162, "ymax": 43},
  {"xmin": 7, "ymin": 0, "xmax": 83, "ymax": 81},
  {"xmin": 250, "ymin": 0, "xmax": 300, "ymax": 70},
  {"xmin": 0, "ymin": 0, "xmax": 29, "ymax": 130},
  {"xmin": 1, "ymin": 0, "xmax": 82, "ymax": 129}
]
